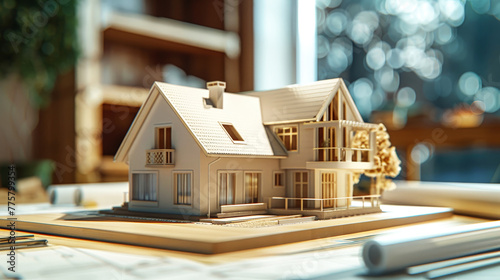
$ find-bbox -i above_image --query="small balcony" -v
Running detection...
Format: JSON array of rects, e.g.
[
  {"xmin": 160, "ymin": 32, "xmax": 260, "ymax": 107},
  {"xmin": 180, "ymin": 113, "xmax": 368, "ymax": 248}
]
[
  {"xmin": 307, "ymin": 147, "xmax": 374, "ymax": 170},
  {"xmin": 315, "ymin": 147, "xmax": 372, "ymax": 162},
  {"xmin": 146, "ymin": 149, "xmax": 175, "ymax": 167}
]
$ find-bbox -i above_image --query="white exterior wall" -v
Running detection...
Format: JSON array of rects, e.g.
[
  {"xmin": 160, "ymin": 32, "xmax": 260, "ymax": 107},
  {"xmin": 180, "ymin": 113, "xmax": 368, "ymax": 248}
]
[
  {"xmin": 128, "ymin": 93, "xmax": 202, "ymax": 216},
  {"xmin": 199, "ymin": 154, "xmax": 283, "ymax": 216}
]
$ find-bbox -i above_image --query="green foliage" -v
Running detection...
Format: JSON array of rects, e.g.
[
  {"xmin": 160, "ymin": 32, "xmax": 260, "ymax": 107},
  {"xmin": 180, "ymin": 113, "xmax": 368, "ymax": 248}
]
[{"xmin": 0, "ymin": 0, "xmax": 79, "ymax": 108}]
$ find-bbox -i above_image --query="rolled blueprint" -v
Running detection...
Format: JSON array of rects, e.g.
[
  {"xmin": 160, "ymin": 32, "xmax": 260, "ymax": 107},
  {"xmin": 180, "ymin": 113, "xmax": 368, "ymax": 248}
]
[
  {"xmin": 382, "ymin": 181, "xmax": 500, "ymax": 219},
  {"xmin": 362, "ymin": 221, "xmax": 500, "ymax": 274},
  {"xmin": 74, "ymin": 182, "xmax": 128, "ymax": 207},
  {"xmin": 47, "ymin": 185, "xmax": 79, "ymax": 205},
  {"xmin": 48, "ymin": 182, "xmax": 128, "ymax": 207}
]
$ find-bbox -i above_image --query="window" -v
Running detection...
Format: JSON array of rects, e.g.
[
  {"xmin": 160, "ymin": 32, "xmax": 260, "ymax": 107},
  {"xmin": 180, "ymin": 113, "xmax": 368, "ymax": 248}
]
[
  {"xmin": 245, "ymin": 172, "xmax": 261, "ymax": 203},
  {"xmin": 275, "ymin": 126, "xmax": 298, "ymax": 151},
  {"xmin": 219, "ymin": 172, "xmax": 236, "ymax": 205},
  {"xmin": 274, "ymin": 172, "xmax": 285, "ymax": 187},
  {"xmin": 156, "ymin": 127, "xmax": 171, "ymax": 149},
  {"xmin": 132, "ymin": 173, "xmax": 157, "ymax": 201},
  {"xmin": 221, "ymin": 123, "xmax": 244, "ymax": 142},
  {"xmin": 174, "ymin": 172, "xmax": 192, "ymax": 205}
]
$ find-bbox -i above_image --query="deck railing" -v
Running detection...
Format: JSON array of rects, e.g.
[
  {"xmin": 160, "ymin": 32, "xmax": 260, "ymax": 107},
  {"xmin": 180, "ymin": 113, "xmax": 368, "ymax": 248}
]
[
  {"xmin": 146, "ymin": 149, "xmax": 175, "ymax": 166},
  {"xmin": 314, "ymin": 147, "xmax": 371, "ymax": 162},
  {"xmin": 268, "ymin": 195, "xmax": 380, "ymax": 211}
]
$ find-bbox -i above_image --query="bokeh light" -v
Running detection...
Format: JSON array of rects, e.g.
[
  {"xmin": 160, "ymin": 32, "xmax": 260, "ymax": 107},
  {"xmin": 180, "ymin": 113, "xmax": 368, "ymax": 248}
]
[
  {"xmin": 475, "ymin": 87, "xmax": 500, "ymax": 113},
  {"xmin": 411, "ymin": 143, "xmax": 433, "ymax": 164},
  {"xmin": 396, "ymin": 87, "xmax": 417, "ymax": 107},
  {"xmin": 459, "ymin": 72, "xmax": 482, "ymax": 97},
  {"xmin": 317, "ymin": 0, "xmax": 500, "ymax": 119}
]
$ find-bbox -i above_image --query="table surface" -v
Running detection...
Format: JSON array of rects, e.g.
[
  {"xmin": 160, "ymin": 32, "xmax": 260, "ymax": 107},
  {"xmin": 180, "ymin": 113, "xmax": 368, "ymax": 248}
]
[{"xmin": 0, "ymin": 213, "xmax": 497, "ymax": 279}]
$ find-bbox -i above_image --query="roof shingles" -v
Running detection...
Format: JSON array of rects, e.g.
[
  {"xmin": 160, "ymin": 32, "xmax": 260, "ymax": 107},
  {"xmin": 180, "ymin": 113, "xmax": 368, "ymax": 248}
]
[{"xmin": 156, "ymin": 82, "xmax": 284, "ymax": 157}]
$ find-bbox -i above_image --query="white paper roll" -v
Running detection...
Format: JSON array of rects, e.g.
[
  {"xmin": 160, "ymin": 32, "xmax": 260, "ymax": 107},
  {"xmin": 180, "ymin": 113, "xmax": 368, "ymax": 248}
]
[
  {"xmin": 362, "ymin": 221, "xmax": 500, "ymax": 274},
  {"xmin": 382, "ymin": 181, "xmax": 500, "ymax": 219},
  {"xmin": 47, "ymin": 185, "xmax": 79, "ymax": 205},
  {"xmin": 74, "ymin": 182, "xmax": 128, "ymax": 207}
]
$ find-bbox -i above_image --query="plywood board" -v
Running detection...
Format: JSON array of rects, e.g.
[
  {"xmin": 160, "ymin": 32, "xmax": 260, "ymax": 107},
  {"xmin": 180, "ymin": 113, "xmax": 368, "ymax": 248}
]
[{"xmin": 0, "ymin": 205, "xmax": 452, "ymax": 254}]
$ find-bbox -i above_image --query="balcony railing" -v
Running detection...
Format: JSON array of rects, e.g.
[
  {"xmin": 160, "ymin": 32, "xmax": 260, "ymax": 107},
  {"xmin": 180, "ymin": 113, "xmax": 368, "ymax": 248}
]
[
  {"xmin": 268, "ymin": 195, "xmax": 380, "ymax": 211},
  {"xmin": 314, "ymin": 147, "xmax": 371, "ymax": 162},
  {"xmin": 146, "ymin": 149, "xmax": 175, "ymax": 166}
]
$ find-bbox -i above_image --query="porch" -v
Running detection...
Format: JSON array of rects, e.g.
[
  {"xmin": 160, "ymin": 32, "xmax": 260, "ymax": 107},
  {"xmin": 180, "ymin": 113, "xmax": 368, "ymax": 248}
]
[{"xmin": 267, "ymin": 195, "xmax": 381, "ymax": 219}]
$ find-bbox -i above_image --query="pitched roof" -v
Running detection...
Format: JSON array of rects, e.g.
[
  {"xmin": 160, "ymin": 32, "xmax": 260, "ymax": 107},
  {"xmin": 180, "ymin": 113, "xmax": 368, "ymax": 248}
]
[
  {"xmin": 245, "ymin": 78, "xmax": 363, "ymax": 124},
  {"xmin": 115, "ymin": 78, "xmax": 364, "ymax": 163},
  {"xmin": 115, "ymin": 82, "xmax": 287, "ymax": 162}
]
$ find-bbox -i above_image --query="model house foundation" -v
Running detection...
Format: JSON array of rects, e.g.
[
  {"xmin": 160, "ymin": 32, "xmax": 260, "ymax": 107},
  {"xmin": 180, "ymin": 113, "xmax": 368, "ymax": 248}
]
[{"xmin": 115, "ymin": 79, "xmax": 382, "ymax": 219}]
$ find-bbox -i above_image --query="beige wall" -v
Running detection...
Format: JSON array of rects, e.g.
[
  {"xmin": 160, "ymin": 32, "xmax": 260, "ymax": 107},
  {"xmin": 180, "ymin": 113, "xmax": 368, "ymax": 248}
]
[
  {"xmin": 199, "ymin": 154, "xmax": 284, "ymax": 216},
  {"xmin": 128, "ymin": 93, "xmax": 202, "ymax": 216}
]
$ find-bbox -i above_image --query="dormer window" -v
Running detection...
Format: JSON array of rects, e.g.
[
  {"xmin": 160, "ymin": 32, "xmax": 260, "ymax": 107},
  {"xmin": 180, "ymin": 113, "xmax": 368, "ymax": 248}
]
[{"xmin": 221, "ymin": 123, "xmax": 244, "ymax": 143}]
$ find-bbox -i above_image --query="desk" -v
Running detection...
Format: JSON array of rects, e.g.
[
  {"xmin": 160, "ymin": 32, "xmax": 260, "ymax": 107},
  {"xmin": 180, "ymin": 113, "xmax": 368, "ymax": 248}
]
[{"xmin": 0, "ymin": 213, "xmax": 496, "ymax": 279}]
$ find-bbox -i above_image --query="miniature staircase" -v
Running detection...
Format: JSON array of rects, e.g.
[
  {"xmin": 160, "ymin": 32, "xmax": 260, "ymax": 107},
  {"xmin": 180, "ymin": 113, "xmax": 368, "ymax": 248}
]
[{"xmin": 216, "ymin": 202, "xmax": 268, "ymax": 218}]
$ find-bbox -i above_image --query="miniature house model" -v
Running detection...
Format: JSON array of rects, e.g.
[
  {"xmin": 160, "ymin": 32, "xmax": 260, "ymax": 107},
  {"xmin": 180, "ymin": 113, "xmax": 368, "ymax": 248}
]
[{"xmin": 115, "ymin": 79, "xmax": 380, "ymax": 219}]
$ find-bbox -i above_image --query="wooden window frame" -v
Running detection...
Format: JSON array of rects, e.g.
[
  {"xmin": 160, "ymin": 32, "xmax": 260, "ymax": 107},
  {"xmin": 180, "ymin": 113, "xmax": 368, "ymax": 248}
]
[
  {"xmin": 156, "ymin": 126, "xmax": 172, "ymax": 149},
  {"xmin": 275, "ymin": 125, "xmax": 299, "ymax": 151},
  {"xmin": 273, "ymin": 171, "xmax": 285, "ymax": 188}
]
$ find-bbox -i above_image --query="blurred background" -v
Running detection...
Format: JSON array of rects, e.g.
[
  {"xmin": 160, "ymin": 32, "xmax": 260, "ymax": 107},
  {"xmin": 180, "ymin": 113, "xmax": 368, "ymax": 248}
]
[{"xmin": 0, "ymin": 0, "xmax": 499, "ymax": 192}]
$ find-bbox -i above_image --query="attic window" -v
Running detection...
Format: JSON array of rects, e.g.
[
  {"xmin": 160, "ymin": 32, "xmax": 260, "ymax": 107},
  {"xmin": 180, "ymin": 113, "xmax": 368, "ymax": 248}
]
[{"xmin": 221, "ymin": 123, "xmax": 244, "ymax": 142}]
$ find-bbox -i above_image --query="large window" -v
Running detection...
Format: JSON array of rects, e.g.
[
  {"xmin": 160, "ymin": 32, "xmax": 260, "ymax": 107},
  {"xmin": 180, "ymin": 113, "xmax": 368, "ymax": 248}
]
[
  {"xmin": 174, "ymin": 172, "xmax": 192, "ymax": 205},
  {"xmin": 132, "ymin": 173, "xmax": 157, "ymax": 201},
  {"xmin": 219, "ymin": 172, "xmax": 236, "ymax": 205},
  {"xmin": 245, "ymin": 172, "xmax": 261, "ymax": 203},
  {"xmin": 275, "ymin": 126, "xmax": 298, "ymax": 151}
]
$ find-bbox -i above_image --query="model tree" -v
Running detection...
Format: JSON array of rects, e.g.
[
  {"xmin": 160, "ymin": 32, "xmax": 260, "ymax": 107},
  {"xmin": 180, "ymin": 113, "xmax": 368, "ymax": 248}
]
[{"xmin": 352, "ymin": 124, "xmax": 401, "ymax": 195}]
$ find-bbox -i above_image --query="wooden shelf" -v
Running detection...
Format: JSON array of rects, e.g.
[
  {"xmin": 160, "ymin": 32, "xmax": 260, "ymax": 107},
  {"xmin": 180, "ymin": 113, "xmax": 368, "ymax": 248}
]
[
  {"xmin": 76, "ymin": 1, "xmax": 253, "ymax": 182},
  {"xmin": 99, "ymin": 156, "xmax": 128, "ymax": 182},
  {"xmin": 388, "ymin": 121, "xmax": 500, "ymax": 148},
  {"xmin": 103, "ymin": 11, "xmax": 240, "ymax": 57},
  {"xmin": 101, "ymin": 85, "xmax": 149, "ymax": 107}
]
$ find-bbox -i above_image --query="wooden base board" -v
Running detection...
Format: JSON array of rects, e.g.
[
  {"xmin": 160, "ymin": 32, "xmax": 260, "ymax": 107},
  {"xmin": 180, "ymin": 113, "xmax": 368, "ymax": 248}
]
[{"xmin": 0, "ymin": 205, "xmax": 452, "ymax": 254}]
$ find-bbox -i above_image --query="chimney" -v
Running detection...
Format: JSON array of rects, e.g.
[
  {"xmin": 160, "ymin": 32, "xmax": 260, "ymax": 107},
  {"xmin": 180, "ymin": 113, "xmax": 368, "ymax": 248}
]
[{"xmin": 207, "ymin": 81, "xmax": 226, "ymax": 109}]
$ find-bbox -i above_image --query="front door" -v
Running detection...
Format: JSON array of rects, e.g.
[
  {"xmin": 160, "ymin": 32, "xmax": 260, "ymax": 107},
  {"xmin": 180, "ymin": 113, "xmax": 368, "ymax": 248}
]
[
  {"xmin": 293, "ymin": 171, "xmax": 308, "ymax": 208},
  {"xmin": 322, "ymin": 172, "xmax": 337, "ymax": 208},
  {"xmin": 219, "ymin": 172, "xmax": 236, "ymax": 206}
]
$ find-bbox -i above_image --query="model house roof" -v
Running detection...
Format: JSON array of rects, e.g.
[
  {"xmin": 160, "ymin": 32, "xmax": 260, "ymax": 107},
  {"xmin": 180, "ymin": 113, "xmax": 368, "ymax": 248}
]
[
  {"xmin": 115, "ymin": 78, "xmax": 364, "ymax": 163},
  {"xmin": 246, "ymin": 78, "xmax": 363, "ymax": 124},
  {"xmin": 115, "ymin": 82, "xmax": 288, "ymax": 162}
]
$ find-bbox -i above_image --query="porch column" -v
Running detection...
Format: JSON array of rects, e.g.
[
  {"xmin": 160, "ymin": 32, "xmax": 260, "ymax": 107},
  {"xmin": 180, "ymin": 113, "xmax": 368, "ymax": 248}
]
[{"xmin": 369, "ymin": 130, "xmax": 376, "ymax": 163}]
